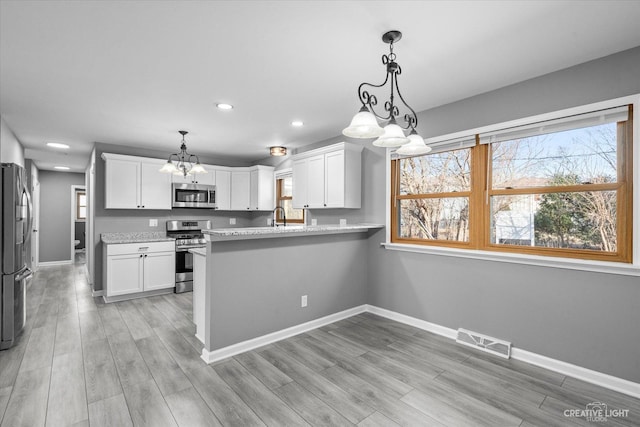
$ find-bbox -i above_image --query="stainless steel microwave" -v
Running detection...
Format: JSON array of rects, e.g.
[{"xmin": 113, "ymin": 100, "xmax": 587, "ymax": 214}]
[{"xmin": 172, "ymin": 183, "xmax": 216, "ymax": 209}]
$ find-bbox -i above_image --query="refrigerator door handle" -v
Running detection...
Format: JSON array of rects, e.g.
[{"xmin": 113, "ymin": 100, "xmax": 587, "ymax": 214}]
[
  {"xmin": 24, "ymin": 188, "xmax": 33, "ymax": 245},
  {"xmin": 15, "ymin": 268, "xmax": 33, "ymax": 282}
]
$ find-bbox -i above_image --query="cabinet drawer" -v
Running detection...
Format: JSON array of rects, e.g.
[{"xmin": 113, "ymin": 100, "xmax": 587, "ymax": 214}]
[{"xmin": 106, "ymin": 241, "xmax": 175, "ymax": 256}]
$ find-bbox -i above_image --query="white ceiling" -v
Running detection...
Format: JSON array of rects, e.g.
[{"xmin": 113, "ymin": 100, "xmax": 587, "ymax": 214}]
[{"xmin": 2, "ymin": 1, "xmax": 640, "ymax": 172}]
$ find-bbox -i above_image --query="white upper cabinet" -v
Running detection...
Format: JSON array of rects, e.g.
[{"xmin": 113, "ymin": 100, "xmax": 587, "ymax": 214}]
[
  {"xmin": 140, "ymin": 162, "xmax": 173, "ymax": 209},
  {"xmin": 171, "ymin": 165, "xmax": 216, "ymax": 185},
  {"xmin": 230, "ymin": 170, "xmax": 251, "ymax": 210},
  {"xmin": 292, "ymin": 142, "xmax": 362, "ymax": 209},
  {"xmin": 213, "ymin": 168, "xmax": 231, "ymax": 210},
  {"xmin": 250, "ymin": 166, "xmax": 275, "ymax": 211},
  {"xmin": 230, "ymin": 166, "xmax": 275, "ymax": 211},
  {"xmin": 324, "ymin": 150, "xmax": 346, "ymax": 208},
  {"xmin": 102, "ymin": 152, "xmax": 274, "ymax": 211},
  {"xmin": 102, "ymin": 153, "xmax": 171, "ymax": 210}
]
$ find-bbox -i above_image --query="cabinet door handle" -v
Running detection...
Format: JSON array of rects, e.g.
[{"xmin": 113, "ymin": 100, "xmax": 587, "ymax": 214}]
[
  {"xmin": 139, "ymin": 254, "xmax": 143, "ymax": 258},
  {"xmin": 324, "ymin": 203, "xmax": 327, "ymax": 207}
]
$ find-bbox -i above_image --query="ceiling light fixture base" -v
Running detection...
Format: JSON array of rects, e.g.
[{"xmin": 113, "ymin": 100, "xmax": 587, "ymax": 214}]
[{"xmin": 382, "ymin": 30, "xmax": 402, "ymax": 44}]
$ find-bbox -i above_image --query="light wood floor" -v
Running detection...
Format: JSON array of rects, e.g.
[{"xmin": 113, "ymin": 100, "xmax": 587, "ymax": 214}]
[{"xmin": 1, "ymin": 263, "xmax": 638, "ymax": 427}]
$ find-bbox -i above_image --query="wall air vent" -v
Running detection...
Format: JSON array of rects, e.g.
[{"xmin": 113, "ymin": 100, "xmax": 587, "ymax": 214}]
[{"xmin": 456, "ymin": 328, "xmax": 512, "ymax": 359}]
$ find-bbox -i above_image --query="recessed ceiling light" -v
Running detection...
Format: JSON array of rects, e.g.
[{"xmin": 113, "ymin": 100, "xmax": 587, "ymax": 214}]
[
  {"xmin": 216, "ymin": 103, "xmax": 234, "ymax": 110},
  {"xmin": 54, "ymin": 166, "xmax": 70, "ymax": 170},
  {"xmin": 291, "ymin": 121, "xmax": 304, "ymax": 127},
  {"xmin": 47, "ymin": 142, "xmax": 70, "ymax": 149}
]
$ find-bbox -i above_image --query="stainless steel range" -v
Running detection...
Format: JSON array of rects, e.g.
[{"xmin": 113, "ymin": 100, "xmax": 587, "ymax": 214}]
[{"xmin": 166, "ymin": 220, "xmax": 211, "ymax": 293}]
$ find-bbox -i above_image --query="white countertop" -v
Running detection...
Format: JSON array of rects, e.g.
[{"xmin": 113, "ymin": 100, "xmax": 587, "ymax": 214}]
[
  {"xmin": 101, "ymin": 232, "xmax": 175, "ymax": 244},
  {"xmin": 203, "ymin": 224, "xmax": 384, "ymax": 242}
]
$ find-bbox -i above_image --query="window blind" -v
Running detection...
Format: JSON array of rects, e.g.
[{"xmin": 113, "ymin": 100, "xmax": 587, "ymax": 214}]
[
  {"xmin": 391, "ymin": 135, "xmax": 476, "ymax": 159},
  {"xmin": 478, "ymin": 105, "xmax": 629, "ymax": 145}
]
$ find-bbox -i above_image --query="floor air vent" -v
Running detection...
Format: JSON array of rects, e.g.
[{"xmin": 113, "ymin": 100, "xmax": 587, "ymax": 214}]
[{"xmin": 456, "ymin": 328, "xmax": 511, "ymax": 359}]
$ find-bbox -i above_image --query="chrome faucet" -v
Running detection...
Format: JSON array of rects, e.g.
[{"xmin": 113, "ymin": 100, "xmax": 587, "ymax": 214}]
[{"xmin": 272, "ymin": 206, "xmax": 286, "ymax": 227}]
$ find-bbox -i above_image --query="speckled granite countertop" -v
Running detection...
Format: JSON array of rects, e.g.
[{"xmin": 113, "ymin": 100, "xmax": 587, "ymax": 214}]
[
  {"xmin": 101, "ymin": 232, "xmax": 175, "ymax": 244},
  {"xmin": 203, "ymin": 224, "xmax": 384, "ymax": 242},
  {"xmin": 188, "ymin": 247, "xmax": 207, "ymax": 256}
]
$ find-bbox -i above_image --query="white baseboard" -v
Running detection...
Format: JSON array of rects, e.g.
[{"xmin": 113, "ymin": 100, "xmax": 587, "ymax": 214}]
[
  {"xmin": 365, "ymin": 305, "xmax": 458, "ymax": 339},
  {"xmin": 510, "ymin": 348, "xmax": 640, "ymax": 399},
  {"xmin": 102, "ymin": 287, "xmax": 173, "ymax": 303},
  {"xmin": 91, "ymin": 289, "xmax": 104, "ymax": 297},
  {"xmin": 365, "ymin": 304, "xmax": 640, "ymax": 399},
  {"xmin": 200, "ymin": 305, "xmax": 368, "ymax": 364},
  {"xmin": 198, "ymin": 303, "xmax": 639, "ymax": 399},
  {"xmin": 38, "ymin": 260, "xmax": 73, "ymax": 266}
]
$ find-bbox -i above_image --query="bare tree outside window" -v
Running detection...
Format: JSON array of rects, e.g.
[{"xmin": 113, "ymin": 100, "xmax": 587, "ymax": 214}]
[{"xmin": 391, "ymin": 105, "xmax": 632, "ymax": 263}]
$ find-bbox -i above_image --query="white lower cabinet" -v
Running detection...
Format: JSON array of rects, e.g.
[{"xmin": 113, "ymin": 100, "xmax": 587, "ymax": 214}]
[
  {"xmin": 104, "ymin": 241, "xmax": 175, "ymax": 298},
  {"xmin": 142, "ymin": 251, "xmax": 176, "ymax": 291}
]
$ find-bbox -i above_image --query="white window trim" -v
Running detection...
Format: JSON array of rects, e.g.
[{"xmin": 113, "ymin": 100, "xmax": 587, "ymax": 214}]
[{"xmin": 384, "ymin": 94, "xmax": 640, "ymax": 276}]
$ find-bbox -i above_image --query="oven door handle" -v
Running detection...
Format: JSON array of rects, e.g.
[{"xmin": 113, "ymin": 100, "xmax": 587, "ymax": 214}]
[{"xmin": 176, "ymin": 248, "xmax": 190, "ymax": 252}]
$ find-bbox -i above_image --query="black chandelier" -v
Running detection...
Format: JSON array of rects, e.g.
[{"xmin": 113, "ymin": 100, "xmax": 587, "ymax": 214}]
[
  {"xmin": 159, "ymin": 130, "xmax": 207, "ymax": 177},
  {"xmin": 343, "ymin": 30, "xmax": 431, "ymax": 155}
]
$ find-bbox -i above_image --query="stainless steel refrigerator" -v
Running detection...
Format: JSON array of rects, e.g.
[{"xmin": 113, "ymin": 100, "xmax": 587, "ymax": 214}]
[{"xmin": 1, "ymin": 163, "xmax": 33, "ymax": 350}]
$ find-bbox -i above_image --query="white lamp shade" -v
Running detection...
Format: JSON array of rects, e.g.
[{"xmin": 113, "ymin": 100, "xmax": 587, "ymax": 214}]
[
  {"xmin": 372, "ymin": 123, "xmax": 410, "ymax": 147},
  {"xmin": 342, "ymin": 110, "xmax": 384, "ymax": 138},
  {"xmin": 159, "ymin": 161, "xmax": 178, "ymax": 173},
  {"xmin": 190, "ymin": 163, "xmax": 207, "ymax": 174},
  {"xmin": 396, "ymin": 132, "xmax": 432, "ymax": 156}
]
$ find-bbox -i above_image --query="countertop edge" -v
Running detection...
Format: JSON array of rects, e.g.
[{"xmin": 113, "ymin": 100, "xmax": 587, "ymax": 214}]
[{"xmin": 204, "ymin": 224, "xmax": 384, "ymax": 242}]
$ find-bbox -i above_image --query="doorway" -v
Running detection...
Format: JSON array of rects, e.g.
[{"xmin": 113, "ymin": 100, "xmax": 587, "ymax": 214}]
[{"xmin": 71, "ymin": 185, "xmax": 86, "ymax": 264}]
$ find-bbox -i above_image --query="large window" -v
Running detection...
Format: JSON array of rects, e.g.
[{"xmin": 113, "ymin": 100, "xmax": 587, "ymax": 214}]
[
  {"xmin": 391, "ymin": 105, "xmax": 633, "ymax": 263},
  {"xmin": 276, "ymin": 176, "xmax": 304, "ymax": 224}
]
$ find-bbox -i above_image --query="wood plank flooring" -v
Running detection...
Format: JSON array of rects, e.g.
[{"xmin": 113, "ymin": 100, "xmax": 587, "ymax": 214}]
[{"xmin": 1, "ymin": 262, "xmax": 638, "ymax": 426}]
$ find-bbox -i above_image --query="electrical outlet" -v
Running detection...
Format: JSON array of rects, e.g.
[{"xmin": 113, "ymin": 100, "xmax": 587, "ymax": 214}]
[
  {"xmin": 339, "ymin": 218, "xmax": 347, "ymax": 227},
  {"xmin": 301, "ymin": 295, "xmax": 307, "ymax": 307},
  {"xmin": 149, "ymin": 219, "xmax": 158, "ymax": 227},
  {"xmin": 267, "ymin": 218, "xmax": 272, "ymax": 226},
  {"xmin": 230, "ymin": 218, "xmax": 236, "ymax": 225},
  {"xmin": 311, "ymin": 219, "xmax": 317, "ymax": 226}
]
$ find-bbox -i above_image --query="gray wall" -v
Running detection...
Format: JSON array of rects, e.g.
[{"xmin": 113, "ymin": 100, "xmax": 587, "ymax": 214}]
[
  {"xmin": 206, "ymin": 232, "xmax": 374, "ymax": 350},
  {"xmin": 38, "ymin": 170, "xmax": 86, "ymax": 263},
  {"xmin": 91, "ymin": 142, "xmax": 259, "ymax": 291},
  {"xmin": 0, "ymin": 116, "xmax": 24, "ymax": 166},
  {"xmin": 362, "ymin": 46, "xmax": 640, "ymax": 382},
  {"xmin": 250, "ymin": 47, "xmax": 640, "ymax": 382}
]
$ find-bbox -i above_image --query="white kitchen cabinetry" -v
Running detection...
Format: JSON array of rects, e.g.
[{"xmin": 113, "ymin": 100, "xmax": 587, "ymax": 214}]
[
  {"xmin": 104, "ymin": 241, "xmax": 175, "ymax": 298},
  {"xmin": 229, "ymin": 166, "xmax": 275, "ymax": 211},
  {"xmin": 292, "ymin": 142, "xmax": 362, "ymax": 209},
  {"xmin": 102, "ymin": 153, "xmax": 171, "ymax": 210},
  {"xmin": 250, "ymin": 166, "xmax": 275, "ymax": 210},
  {"xmin": 171, "ymin": 165, "xmax": 216, "ymax": 185},
  {"xmin": 213, "ymin": 168, "xmax": 231, "ymax": 210},
  {"xmin": 230, "ymin": 170, "xmax": 251, "ymax": 210}
]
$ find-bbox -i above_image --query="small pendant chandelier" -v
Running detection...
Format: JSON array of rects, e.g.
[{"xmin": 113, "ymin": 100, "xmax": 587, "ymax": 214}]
[
  {"xmin": 343, "ymin": 30, "xmax": 431, "ymax": 156},
  {"xmin": 159, "ymin": 130, "xmax": 208, "ymax": 177}
]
